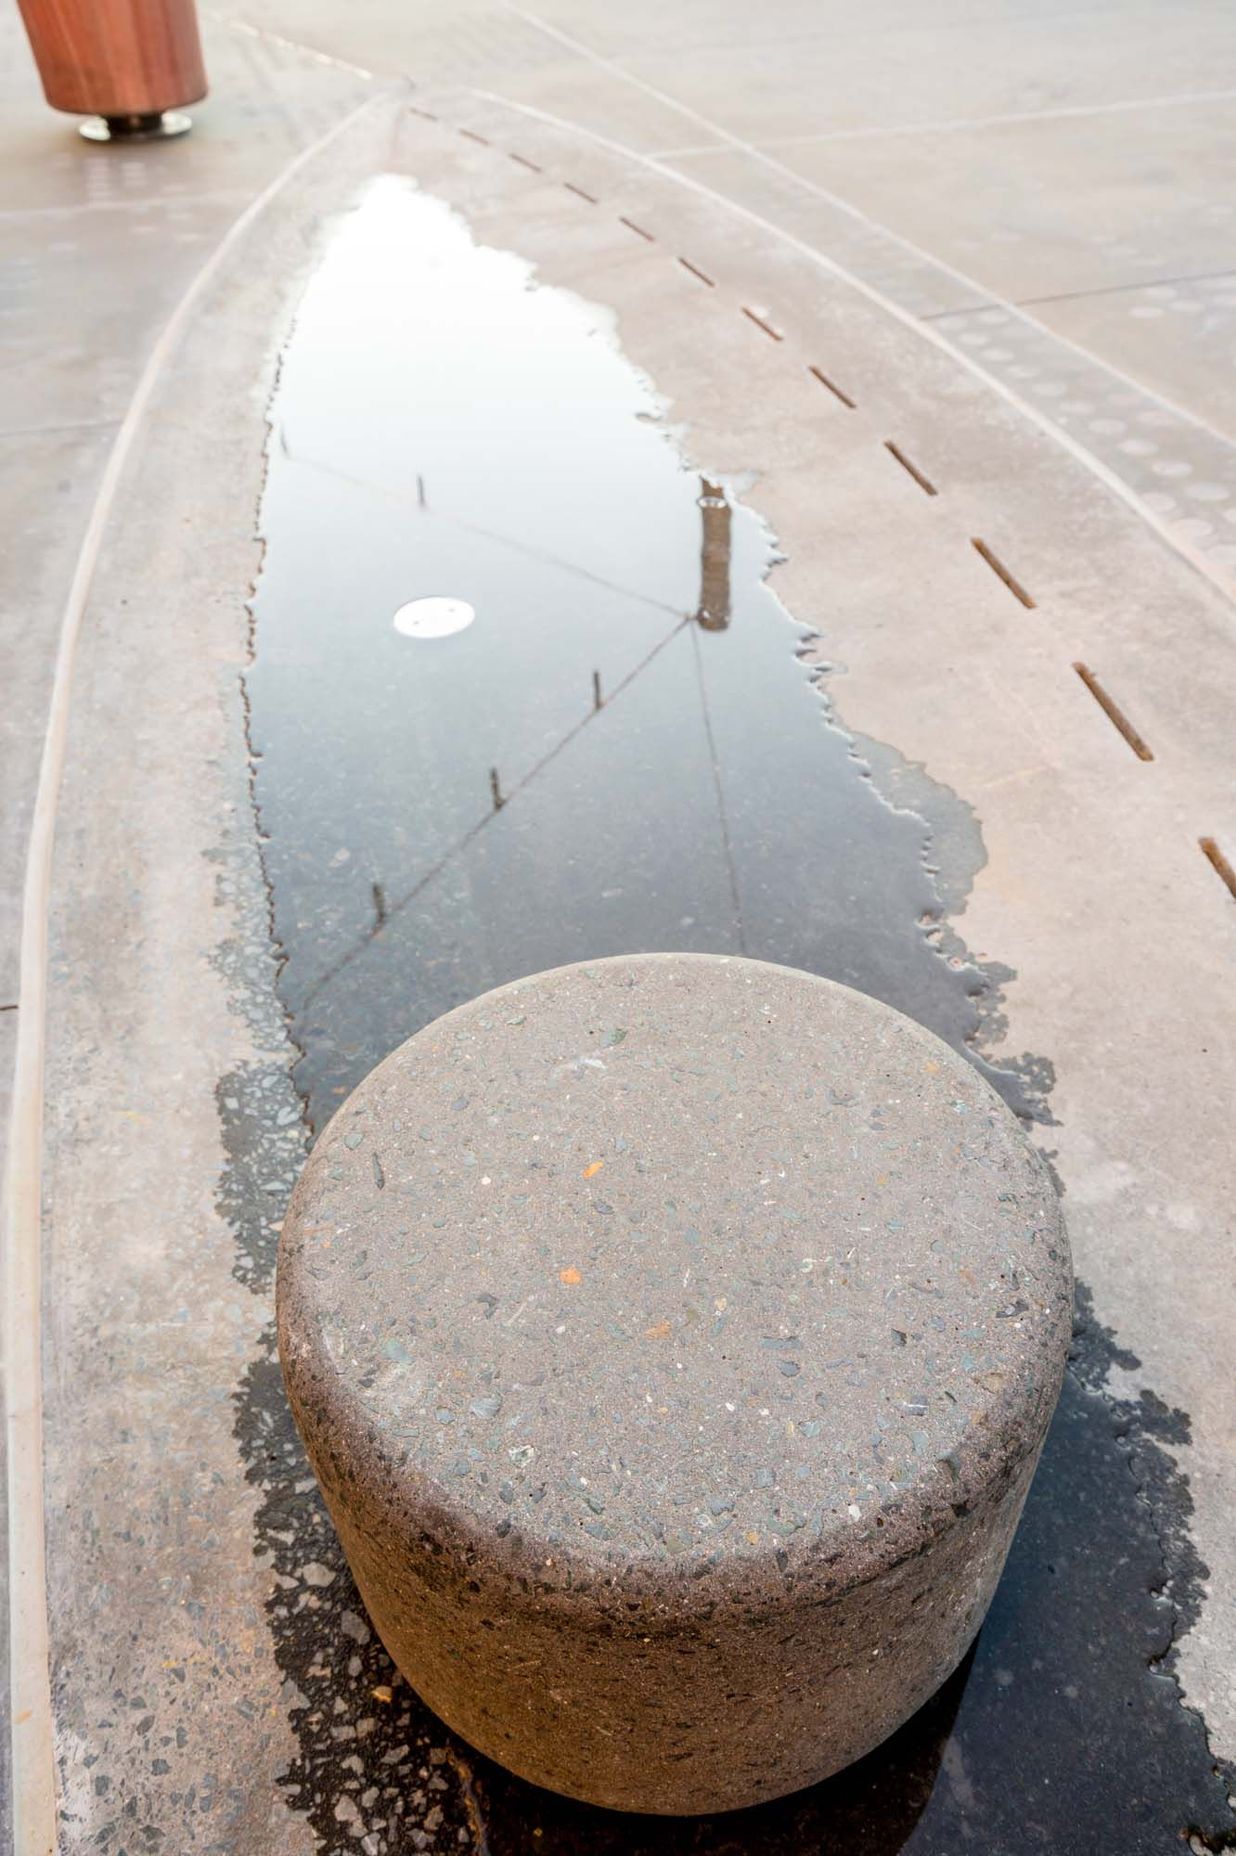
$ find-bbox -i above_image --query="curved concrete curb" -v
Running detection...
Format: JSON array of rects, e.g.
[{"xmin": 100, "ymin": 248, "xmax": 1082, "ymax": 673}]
[{"xmin": 0, "ymin": 85, "xmax": 386, "ymax": 1854}]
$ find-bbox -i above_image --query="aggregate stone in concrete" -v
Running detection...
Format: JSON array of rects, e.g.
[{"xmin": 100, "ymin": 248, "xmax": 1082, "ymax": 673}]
[{"xmin": 278, "ymin": 952, "xmax": 1072, "ymax": 1814}]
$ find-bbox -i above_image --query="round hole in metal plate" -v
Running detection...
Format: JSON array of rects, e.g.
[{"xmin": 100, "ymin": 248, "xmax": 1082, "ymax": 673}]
[{"xmin": 393, "ymin": 597, "xmax": 476, "ymax": 639}]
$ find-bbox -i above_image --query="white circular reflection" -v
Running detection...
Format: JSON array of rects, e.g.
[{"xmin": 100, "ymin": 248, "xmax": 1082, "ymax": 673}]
[{"xmin": 393, "ymin": 597, "xmax": 476, "ymax": 639}]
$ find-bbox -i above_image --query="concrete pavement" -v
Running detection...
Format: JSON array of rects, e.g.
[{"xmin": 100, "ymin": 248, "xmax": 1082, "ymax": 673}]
[{"xmin": 4, "ymin": 1, "xmax": 1236, "ymax": 1848}]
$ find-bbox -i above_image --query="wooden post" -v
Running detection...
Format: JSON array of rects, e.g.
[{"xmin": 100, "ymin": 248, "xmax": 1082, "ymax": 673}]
[{"xmin": 17, "ymin": 0, "xmax": 206, "ymax": 136}]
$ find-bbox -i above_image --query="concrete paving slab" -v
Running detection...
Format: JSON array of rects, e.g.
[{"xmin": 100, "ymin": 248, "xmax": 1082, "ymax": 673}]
[
  {"xmin": 627, "ymin": 140, "xmax": 989, "ymax": 319},
  {"xmin": 503, "ymin": 0, "xmax": 1222, "ymax": 72},
  {"xmin": 0, "ymin": 427, "xmax": 116, "ymax": 1006},
  {"xmin": 923, "ymin": 300, "xmax": 1236, "ymax": 577},
  {"xmin": 661, "ymin": 141, "xmax": 1236, "ymax": 584},
  {"xmin": 607, "ymin": 5, "xmax": 1236, "ymax": 145},
  {"xmin": 0, "ymin": 198, "xmax": 246, "ymax": 432},
  {"xmin": 1029, "ymin": 268, "xmax": 1236, "ymax": 442},
  {"xmin": 206, "ymin": 0, "xmax": 730, "ymax": 152},
  {"xmin": 762, "ymin": 98, "xmax": 1236, "ymax": 302}
]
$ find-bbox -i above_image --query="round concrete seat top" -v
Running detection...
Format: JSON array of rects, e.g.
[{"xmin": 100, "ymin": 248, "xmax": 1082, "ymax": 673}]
[{"xmin": 279, "ymin": 953, "xmax": 1072, "ymax": 1813}]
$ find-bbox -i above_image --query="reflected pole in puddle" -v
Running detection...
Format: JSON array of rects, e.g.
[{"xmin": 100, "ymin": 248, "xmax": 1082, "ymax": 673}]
[
  {"xmin": 694, "ymin": 478, "xmax": 732, "ymax": 632},
  {"xmin": 688, "ymin": 476, "xmax": 745, "ymax": 950}
]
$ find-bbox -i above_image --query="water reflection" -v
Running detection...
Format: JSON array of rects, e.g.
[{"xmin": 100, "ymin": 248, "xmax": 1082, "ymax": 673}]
[
  {"xmin": 695, "ymin": 479, "xmax": 732, "ymax": 632},
  {"xmin": 248, "ymin": 177, "xmax": 1021, "ymax": 1134}
]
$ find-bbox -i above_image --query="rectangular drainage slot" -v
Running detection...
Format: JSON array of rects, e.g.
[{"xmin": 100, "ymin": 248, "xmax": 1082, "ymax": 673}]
[
  {"xmin": 1072, "ymin": 663, "xmax": 1154, "ymax": 762},
  {"xmin": 564, "ymin": 180, "xmax": 599, "ymax": 203},
  {"xmin": 678, "ymin": 256, "xmax": 715, "ymax": 287},
  {"xmin": 808, "ymin": 364, "xmax": 856, "ymax": 410},
  {"xmin": 885, "ymin": 441, "xmax": 937, "ymax": 496},
  {"xmin": 972, "ymin": 537, "xmax": 1035, "ymax": 609},
  {"xmin": 618, "ymin": 215, "xmax": 655, "ymax": 241},
  {"xmin": 508, "ymin": 151, "xmax": 543, "ymax": 173},
  {"xmin": 1200, "ymin": 835, "xmax": 1236, "ymax": 901},
  {"xmin": 459, "ymin": 128, "xmax": 491, "ymax": 146},
  {"xmin": 742, "ymin": 306, "xmax": 783, "ymax": 341}
]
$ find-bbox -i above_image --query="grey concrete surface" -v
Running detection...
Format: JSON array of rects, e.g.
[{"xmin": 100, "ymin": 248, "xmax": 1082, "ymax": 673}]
[
  {"xmin": 756, "ymin": 96, "xmax": 1236, "ymax": 302},
  {"xmin": 3, "ymin": 0, "xmax": 1236, "ymax": 1848},
  {"xmin": 618, "ymin": 14, "xmax": 1236, "ymax": 152},
  {"xmin": 1030, "ymin": 267, "xmax": 1236, "ymax": 440},
  {"xmin": 0, "ymin": 8, "xmax": 370, "ymax": 1005}
]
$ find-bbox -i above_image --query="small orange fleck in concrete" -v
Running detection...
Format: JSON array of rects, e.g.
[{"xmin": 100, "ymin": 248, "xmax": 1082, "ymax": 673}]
[
  {"xmin": 644, "ymin": 1319, "xmax": 672, "ymax": 1340},
  {"xmin": 373, "ymin": 1684, "xmax": 393, "ymax": 1703},
  {"xmin": 925, "ymin": 1059, "xmax": 941, "ymax": 1074},
  {"xmin": 583, "ymin": 1160, "xmax": 604, "ymax": 1178},
  {"xmin": 560, "ymin": 1266, "xmax": 582, "ymax": 1285}
]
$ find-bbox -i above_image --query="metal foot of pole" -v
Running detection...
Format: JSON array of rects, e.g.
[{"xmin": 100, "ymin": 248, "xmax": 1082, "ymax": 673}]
[{"xmin": 79, "ymin": 110, "xmax": 192, "ymax": 142}]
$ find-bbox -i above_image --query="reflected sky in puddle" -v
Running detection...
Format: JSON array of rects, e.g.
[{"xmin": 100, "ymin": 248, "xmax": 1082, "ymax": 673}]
[
  {"xmin": 243, "ymin": 178, "xmax": 1233, "ymax": 1853},
  {"xmin": 249, "ymin": 177, "xmax": 1014, "ymax": 1134}
]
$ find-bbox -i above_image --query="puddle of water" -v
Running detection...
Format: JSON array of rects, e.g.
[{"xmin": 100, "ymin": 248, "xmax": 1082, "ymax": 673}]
[
  {"xmin": 236, "ymin": 177, "xmax": 1235, "ymax": 1853},
  {"xmin": 246, "ymin": 176, "xmax": 1039, "ymax": 1135}
]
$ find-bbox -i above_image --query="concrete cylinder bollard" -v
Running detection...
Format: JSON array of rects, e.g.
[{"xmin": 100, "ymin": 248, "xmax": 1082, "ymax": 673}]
[{"xmin": 278, "ymin": 954, "xmax": 1071, "ymax": 1814}]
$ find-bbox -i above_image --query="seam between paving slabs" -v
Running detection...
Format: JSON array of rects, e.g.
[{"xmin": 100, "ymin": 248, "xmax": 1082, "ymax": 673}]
[{"xmin": 400, "ymin": 99, "xmax": 1236, "ymax": 905}]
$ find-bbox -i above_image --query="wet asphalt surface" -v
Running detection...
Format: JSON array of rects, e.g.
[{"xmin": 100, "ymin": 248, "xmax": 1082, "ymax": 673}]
[{"xmin": 227, "ymin": 178, "xmax": 1236, "ymax": 1852}]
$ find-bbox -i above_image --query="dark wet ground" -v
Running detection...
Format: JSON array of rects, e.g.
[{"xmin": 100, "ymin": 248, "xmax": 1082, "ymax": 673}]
[
  {"xmin": 235, "ymin": 1297, "xmax": 1231, "ymax": 1855},
  {"xmin": 233, "ymin": 176, "xmax": 1236, "ymax": 1852}
]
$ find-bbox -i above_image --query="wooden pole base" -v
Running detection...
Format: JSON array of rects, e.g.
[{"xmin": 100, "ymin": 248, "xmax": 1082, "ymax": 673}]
[{"xmin": 17, "ymin": 0, "xmax": 207, "ymax": 121}]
